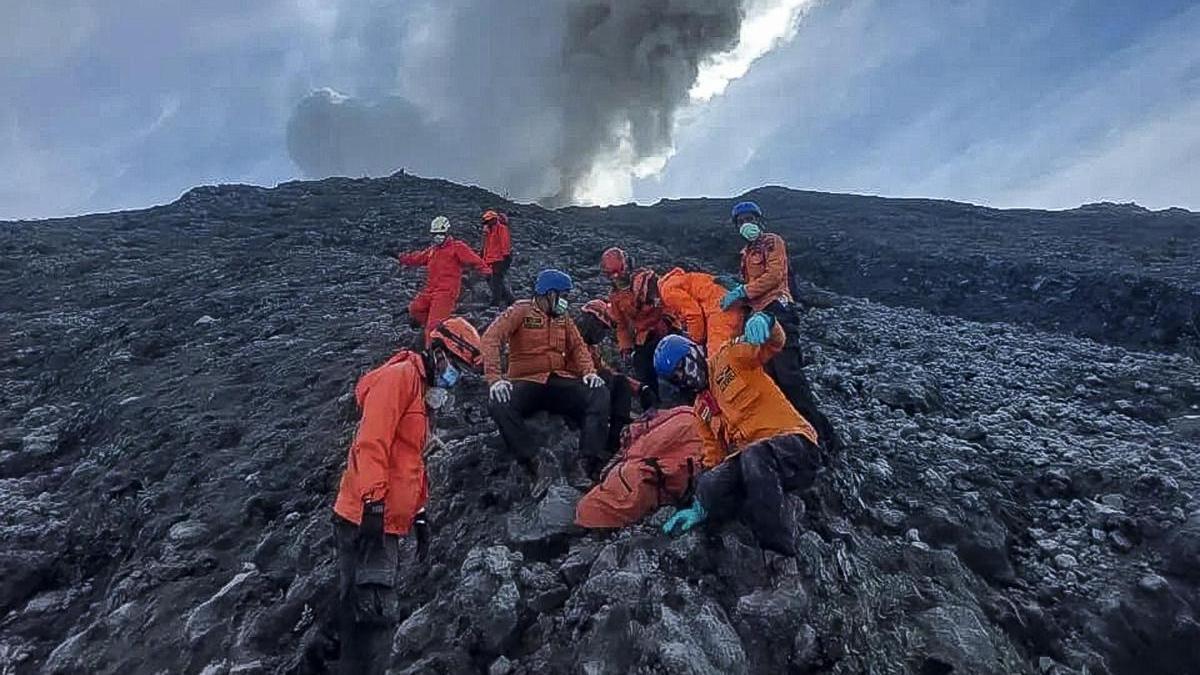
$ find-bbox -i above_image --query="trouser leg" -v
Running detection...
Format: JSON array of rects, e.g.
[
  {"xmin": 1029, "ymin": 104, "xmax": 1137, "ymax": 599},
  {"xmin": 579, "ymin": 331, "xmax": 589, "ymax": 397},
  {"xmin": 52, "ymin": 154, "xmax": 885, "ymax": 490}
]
[
  {"xmin": 543, "ymin": 375, "xmax": 611, "ymax": 468},
  {"xmin": 739, "ymin": 434, "xmax": 819, "ymax": 556},
  {"xmin": 695, "ymin": 456, "xmax": 746, "ymax": 523},
  {"xmin": 489, "ymin": 256, "xmax": 514, "ymax": 306},
  {"xmin": 407, "ymin": 293, "xmax": 431, "ymax": 330},
  {"xmin": 487, "ymin": 380, "xmax": 546, "ymax": 465},
  {"xmin": 602, "ymin": 373, "xmax": 633, "ymax": 455},
  {"xmin": 422, "ymin": 292, "xmax": 458, "ymax": 346},
  {"xmin": 333, "ymin": 516, "xmax": 401, "ymax": 675},
  {"xmin": 762, "ymin": 302, "xmax": 841, "ymax": 453},
  {"xmin": 632, "ymin": 335, "xmax": 661, "ymax": 407}
]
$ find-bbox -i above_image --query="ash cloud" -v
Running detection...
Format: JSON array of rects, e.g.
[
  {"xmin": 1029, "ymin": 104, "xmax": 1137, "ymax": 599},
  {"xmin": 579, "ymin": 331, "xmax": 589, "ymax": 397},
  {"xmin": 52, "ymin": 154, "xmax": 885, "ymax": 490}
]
[{"xmin": 286, "ymin": 0, "xmax": 746, "ymax": 205}]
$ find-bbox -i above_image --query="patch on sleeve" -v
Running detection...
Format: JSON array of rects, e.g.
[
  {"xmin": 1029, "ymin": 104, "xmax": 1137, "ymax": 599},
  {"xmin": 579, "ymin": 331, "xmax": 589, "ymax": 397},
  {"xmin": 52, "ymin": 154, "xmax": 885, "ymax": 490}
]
[{"xmin": 714, "ymin": 365, "xmax": 736, "ymax": 391}]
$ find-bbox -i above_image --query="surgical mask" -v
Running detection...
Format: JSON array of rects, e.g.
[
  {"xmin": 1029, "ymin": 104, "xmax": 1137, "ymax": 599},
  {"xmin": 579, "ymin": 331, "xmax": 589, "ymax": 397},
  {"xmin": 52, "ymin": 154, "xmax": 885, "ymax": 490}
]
[
  {"xmin": 554, "ymin": 297, "xmax": 569, "ymax": 316},
  {"xmin": 432, "ymin": 234, "xmax": 447, "ymax": 245},
  {"xmin": 739, "ymin": 222, "xmax": 761, "ymax": 241},
  {"xmin": 436, "ymin": 362, "xmax": 460, "ymax": 388},
  {"xmin": 425, "ymin": 386, "xmax": 454, "ymax": 410}
]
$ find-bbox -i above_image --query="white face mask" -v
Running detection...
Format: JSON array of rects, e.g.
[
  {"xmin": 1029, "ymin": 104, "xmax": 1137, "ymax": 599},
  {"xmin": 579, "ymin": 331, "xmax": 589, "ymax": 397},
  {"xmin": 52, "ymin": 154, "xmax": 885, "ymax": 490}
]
[{"xmin": 432, "ymin": 234, "xmax": 448, "ymax": 245}]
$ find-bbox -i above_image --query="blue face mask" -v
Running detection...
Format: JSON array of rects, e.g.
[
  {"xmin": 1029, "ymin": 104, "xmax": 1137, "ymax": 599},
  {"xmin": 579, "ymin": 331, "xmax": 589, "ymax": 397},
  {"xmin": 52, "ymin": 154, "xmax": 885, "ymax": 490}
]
[{"xmin": 437, "ymin": 362, "xmax": 460, "ymax": 388}]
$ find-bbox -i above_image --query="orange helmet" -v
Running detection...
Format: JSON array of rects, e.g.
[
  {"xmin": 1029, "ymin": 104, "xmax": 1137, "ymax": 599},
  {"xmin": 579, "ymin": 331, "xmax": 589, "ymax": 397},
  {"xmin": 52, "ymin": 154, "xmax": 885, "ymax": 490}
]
[
  {"xmin": 599, "ymin": 247, "xmax": 631, "ymax": 278},
  {"xmin": 481, "ymin": 209, "xmax": 499, "ymax": 225},
  {"xmin": 580, "ymin": 299, "xmax": 614, "ymax": 330},
  {"xmin": 429, "ymin": 316, "xmax": 483, "ymax": 370},
  {"xmin": 632, "ymin": 269, "xmax": 659, "ymax": 308}
]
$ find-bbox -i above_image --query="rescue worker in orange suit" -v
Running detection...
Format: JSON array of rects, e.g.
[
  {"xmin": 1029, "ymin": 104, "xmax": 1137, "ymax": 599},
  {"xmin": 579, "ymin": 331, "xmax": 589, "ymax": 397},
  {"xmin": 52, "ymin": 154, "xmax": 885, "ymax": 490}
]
[
  {"xmin": 657, "ymin": 267, "xmax": 744, "ymax": 357},
  {"xmin": 600, "ymin": 248, "xmax": 669, "ymax": 408},
  {"xmin": 483, "ymin": 269, "xmax": 610, "ymax": 495},
  {"xmin": 654, "ymin": 313, "xmax": 822, "ymax": 556},
  {"xmin": 575, "ymin": 298, "xmax": 644, "ymax": 453},
  {"xmin": 396, "ymin": 215, "xmax": 491, "ymax": 345},
  {"xmin": 480, "ymin": 209, "xmax": 515, "ymax": 307},
  {"xmin": 331, "ymin": 317, "xmax": 483, "ymax": 674},
  {"xmin": 719, "ymin": 201, "xmax": 841, "ymax": 453}
]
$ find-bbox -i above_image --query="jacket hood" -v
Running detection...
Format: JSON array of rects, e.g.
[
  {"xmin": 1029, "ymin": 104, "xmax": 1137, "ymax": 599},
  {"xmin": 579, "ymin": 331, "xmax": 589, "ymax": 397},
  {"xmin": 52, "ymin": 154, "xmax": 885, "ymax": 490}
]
[{"xmin": 355, "ymin": 350, "xmax": 426, "ymax": 407}]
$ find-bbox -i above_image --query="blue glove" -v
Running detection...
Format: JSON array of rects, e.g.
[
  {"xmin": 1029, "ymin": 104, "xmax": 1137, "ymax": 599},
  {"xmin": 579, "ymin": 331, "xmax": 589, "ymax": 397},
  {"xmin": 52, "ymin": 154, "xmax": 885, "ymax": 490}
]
[
  {"xmin": 743, "ymin": 312, "xmax": 774, "ymax": 345},
  {"xmin": 720, "ymin": 285, "xmax": 747, "ymax": 310},
  {"xmin": 662, "ymin": 500, "xmax": 707, "ymax": 536}
]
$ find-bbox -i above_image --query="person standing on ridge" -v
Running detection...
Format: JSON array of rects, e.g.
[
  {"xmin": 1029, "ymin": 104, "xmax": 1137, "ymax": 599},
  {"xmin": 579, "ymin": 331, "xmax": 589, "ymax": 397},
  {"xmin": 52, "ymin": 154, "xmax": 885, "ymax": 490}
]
[
  {"xmin": 481, "ymin": 209, "xmax": 515, "ymax": 307},
  {"xmin": 330, "ymin": 317, "xmax": 483, "ymax": 675},
  {"xmin": 653, "ymin": 316, "xmax": 822, "ymax": 556},
  {"xmin": 396, "ymin": 215, "xmax": 491, "ymax": 345},
  {"xmin": 600, "ymin": 248, "xmax": 669, "ymax": 409},
  {"xmin": 718, "ymin": 201, "xmax": 841, "ymax": 453},
  {"xmin": 483, "ymin": 269, "xmax": 610, "ymax": 496}
]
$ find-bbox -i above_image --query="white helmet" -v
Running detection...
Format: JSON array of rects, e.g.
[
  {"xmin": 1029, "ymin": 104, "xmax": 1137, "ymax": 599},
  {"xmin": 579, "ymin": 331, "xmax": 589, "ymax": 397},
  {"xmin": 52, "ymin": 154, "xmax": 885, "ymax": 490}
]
[{"xmin": 430, "ymin": 216, "xmax": 451, "ymax": 234}]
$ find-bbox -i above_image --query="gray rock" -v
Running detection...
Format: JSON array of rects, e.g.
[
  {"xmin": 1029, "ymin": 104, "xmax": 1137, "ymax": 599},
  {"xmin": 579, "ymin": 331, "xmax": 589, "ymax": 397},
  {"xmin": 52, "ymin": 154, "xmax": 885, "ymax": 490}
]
[
  {"xmin": 915, "ymin": 605, "xmax": 1005, "ymax": 675},
  {"xmin": 1053, "ymin": 554, "xmax": 1078, "ymax": 570},
  {"xmin": 168, "ymin": 520, "xmax": 211, "ymax": 548},
  {"xmin": 488, "ymin": 656, "xmax": 514, "ymax": 675},
  {"xmin": 1101, "ymin": 494, "xmax": 1125, "ymax": 510},
  {"xmin": 505, "ymin": 485, "xmax": 581, "ymax": 544}
]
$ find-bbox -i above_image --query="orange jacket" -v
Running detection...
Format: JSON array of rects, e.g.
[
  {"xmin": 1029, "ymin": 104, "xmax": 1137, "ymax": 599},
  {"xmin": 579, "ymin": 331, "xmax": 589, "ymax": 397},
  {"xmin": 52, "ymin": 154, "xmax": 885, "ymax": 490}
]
[
  {"xmin": 658, "ymin": 268, "xmax": 744, "ymax": 356},
  {"xmin": 740, "ymin": 232, "xmax": 792, "ymax": 311},
  {"xmin": 333, "ymin": 351, "xmax": 430, "ymax": 535},
  {"xmin": 482, "ymin": 300, "xmax": 595, "ymax": 384},
  {"xmin": 482, "ymin": 220, "xmax": 512, "ymax": 264},
  {"xmin": 398, "ymin": 237, "xmax": 490, "ymax": 297},
  {"xmin": 609, "ymin": 276, "xmax": 669, "ymax": 351},
  {"xmin": 575, "ymin": 407, "xmax": 704, "ymax": 528},
  {"xmin": 692, "ymin": 323, "xmax": 818, "ymax": 468}
]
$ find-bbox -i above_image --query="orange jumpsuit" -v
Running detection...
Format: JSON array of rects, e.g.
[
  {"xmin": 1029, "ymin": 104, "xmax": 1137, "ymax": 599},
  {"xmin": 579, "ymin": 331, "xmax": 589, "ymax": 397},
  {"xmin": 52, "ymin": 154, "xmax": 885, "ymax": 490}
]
[
  {"xmin": 658, "ymin": 267, "xmax": 744, "ymax": 356},
  {"xmin": 398, "ymin": 237, "xmax": 490, "ymax": 342},
  {"xmin": 333, "ymin": 351, "xmax": 430, "ymax": 535}
]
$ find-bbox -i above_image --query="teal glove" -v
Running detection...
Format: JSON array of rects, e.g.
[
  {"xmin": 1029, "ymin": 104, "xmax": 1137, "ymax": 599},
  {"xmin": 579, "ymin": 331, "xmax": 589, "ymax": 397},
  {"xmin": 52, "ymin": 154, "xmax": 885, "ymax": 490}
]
[
  {"xmin": 719, "ymin": 285, "xmax": 747, "ymax": 310},
  {"xmin": 743, "ymin": 312, "xmax": 774, "ymax": 345},
  {"xmin": 662, "ymin": 500, "xmax": 707, "ymax": 536}
]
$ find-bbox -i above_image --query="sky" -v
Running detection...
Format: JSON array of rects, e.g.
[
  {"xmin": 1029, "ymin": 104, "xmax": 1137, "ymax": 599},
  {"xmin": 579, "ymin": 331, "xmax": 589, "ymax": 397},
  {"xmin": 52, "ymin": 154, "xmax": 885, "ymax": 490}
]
[{"xmin": 2, "ymin": 0, "xmax": 1198, "ymax": 221}]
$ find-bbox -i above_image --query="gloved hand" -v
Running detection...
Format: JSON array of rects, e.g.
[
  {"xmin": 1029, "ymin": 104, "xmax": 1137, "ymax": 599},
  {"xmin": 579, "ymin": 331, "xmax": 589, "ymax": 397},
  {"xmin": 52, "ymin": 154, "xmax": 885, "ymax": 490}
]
[
  {"xmin": 583, "ymin": 373, "xmax": 605, "ymax": 389},
  {"xmin": 489, "ymin": 379, "xmax": 513, "ymax": 403},
  {"xmin": 412, "ymin": 509, "xmax": 429, "ymax": 561},
  {"xmin": 743, "ymin": 312, "xmax": 775, "ymax": 345},
  {"xmin": 662, "ymin": 500, "xmax": 707, "ymax": 536},
  {"xmin": 720, "ymin": 285, "xmax": 747, "ymax": 310},
  {"xmin": 357, "ymin": 500, "xmax": 386, "ymax": 553}
]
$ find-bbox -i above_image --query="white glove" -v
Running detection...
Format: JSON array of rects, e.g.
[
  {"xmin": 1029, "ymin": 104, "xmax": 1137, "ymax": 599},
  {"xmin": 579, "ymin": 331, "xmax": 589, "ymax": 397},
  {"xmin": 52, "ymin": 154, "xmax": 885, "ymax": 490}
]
[
  {"xmin": 489, "ymin": 379, "xmax": 513, "ymax": 403},
  {"xmin": 583, "ymin": 373, "xmax": 605, "ymax": 389}
]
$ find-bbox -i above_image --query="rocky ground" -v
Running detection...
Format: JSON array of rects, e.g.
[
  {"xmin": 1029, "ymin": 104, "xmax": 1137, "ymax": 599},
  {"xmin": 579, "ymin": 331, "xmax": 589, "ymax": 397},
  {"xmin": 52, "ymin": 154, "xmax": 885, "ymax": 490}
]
[{"xmin": 1, "ymin": 173, "xmax": 1198, "ymax": 674}]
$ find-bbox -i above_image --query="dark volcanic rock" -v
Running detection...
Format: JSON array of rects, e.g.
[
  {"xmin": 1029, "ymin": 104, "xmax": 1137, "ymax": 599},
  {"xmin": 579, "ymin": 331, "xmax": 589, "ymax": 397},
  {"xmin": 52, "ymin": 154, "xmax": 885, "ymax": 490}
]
[{"xmin": 1, "ymin": 173, "xmax": 1198, "ymax": 674}]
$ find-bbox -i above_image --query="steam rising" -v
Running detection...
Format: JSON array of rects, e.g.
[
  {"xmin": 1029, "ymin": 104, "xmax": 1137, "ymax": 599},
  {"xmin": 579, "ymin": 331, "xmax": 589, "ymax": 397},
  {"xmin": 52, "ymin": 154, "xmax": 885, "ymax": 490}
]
[{"xmin": 286, "ymin": 1, "xmax": 811, "ymax": 205}]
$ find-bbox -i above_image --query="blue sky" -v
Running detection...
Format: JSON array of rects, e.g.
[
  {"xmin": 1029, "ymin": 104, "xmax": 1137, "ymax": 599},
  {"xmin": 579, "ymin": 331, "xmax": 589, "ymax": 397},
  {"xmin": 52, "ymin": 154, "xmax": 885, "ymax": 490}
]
[{"xmin": 2, "ymin": 0, "xmax": 1198, "ymax": 220}]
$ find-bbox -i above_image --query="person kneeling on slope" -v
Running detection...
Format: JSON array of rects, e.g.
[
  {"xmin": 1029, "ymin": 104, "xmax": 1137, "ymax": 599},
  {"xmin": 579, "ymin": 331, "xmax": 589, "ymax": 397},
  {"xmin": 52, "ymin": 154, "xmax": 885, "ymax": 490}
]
[
  {"xmin": 654, "ymin": 313, "xmax": 822, "ymax": 556},
  {"xmin": 483, "ymin": 269, "xmax": 610, "ymax": 497},
  {"xmin": 330, "ymin": 316, "xmax": 483, "ymax": 674}
]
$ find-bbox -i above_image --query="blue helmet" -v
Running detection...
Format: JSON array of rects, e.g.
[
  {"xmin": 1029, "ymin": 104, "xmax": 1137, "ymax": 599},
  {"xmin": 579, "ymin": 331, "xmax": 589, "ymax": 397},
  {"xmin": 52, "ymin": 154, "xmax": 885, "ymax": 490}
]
[
  {"xmin": 731, "ymin": 200, "xmax": 763, "ymax": 223},
  {"xmin": 534, "ymin": 268, "xmax": 573, "ymax": 295},
  {"xmin": 654, "ymin": 334, "xmax": 698, "ymax": 377}
]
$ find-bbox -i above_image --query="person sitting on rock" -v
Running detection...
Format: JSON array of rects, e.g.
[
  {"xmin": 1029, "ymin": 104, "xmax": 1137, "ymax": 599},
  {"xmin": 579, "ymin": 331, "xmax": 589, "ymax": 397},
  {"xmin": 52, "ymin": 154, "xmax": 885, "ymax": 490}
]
[
  {"xmin": 657, "ymin": 266, "xmax": 744, "ymax": 357},
  {"xmin": 480, "ymin": 209, "xmax": 515, "ymax": 307},
  {"xmin": 600, "ymin": 247, "xmax": 670, "ymax": 408},
  {"xmin": 718, "ymin": 201, "xmax": 840, "ymax": 453},
  {"xmin": 653, "ymin": 314, "xmax": 822, "ymax": 556},
  {"xmin": 483, "ymin": 269, "xmax": 610, "ymax": 496},
  {"xmin": 395, "ymin": 215, "xmax": 491, "ymax": 346},
  {"xmin": 574, "ymin": 298, "xmax": 646, "ymax": 453},
  {"xmin": 330, "ymin": 316, "xmax": 483, "ymax": 674}
]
